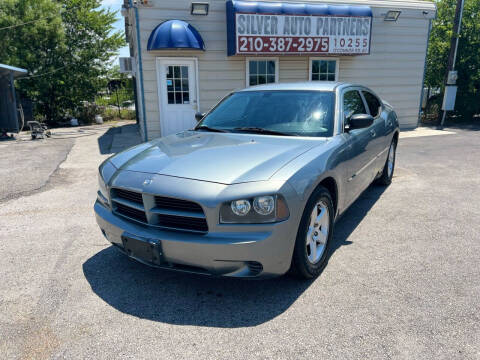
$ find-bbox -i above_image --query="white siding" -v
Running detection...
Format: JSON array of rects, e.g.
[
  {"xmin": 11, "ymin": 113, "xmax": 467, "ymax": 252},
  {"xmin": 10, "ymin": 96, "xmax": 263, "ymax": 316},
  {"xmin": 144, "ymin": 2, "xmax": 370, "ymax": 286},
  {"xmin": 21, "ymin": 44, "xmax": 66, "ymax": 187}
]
[{"xmin": 128, "ymin": 0, "xmax": 434, "ymax": 138}]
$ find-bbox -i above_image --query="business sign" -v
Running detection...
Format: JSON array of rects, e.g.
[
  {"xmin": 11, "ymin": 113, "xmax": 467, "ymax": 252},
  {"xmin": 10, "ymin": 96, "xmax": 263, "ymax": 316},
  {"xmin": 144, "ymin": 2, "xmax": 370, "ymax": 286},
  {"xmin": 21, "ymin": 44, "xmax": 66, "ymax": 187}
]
[
  {"xmin": 234, "ymin": 13, "xmax": 371, "ymax": 55},
  {"xmin": 226, "ymin": 1, "xmax": 373, "ymax": 56}
]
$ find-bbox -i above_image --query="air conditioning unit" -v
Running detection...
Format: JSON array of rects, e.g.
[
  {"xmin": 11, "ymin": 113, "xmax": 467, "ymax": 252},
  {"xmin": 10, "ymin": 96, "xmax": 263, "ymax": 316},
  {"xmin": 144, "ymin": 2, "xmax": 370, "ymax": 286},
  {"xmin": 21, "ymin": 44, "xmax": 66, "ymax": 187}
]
[{"xmin": 119, "ymin": 57, "xmax": 135, "ymax": 75}]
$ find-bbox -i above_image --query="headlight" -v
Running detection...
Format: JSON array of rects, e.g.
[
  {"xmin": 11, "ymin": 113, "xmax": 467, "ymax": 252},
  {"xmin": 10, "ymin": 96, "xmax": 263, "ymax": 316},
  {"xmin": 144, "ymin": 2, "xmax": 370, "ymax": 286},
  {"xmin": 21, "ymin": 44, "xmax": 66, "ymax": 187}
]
[
  {"xmin": 231, "ymin": 199, "xmax": 251, "ymax": 216},
  {"xmin": 253, "ymin": 196, "xmax": 275, "ymax": 215},
  {"xmin": 97, "ymin": 160, "xmax": 116, "ymax": 207},
  {"xmin": 97, "ymin": 172, "xmax": 109, "ymax": 207},
  {"xmin": 220, "ymin": 195, "xmax": 289, "ymax": 224}
]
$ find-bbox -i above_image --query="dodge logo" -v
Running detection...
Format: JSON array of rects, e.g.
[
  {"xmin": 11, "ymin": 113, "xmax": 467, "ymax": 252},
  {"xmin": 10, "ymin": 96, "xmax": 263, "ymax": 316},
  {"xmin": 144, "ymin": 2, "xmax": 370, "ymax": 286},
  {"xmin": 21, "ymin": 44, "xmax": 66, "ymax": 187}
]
[{"xmin": 143, "ymin": 179, "xmax": 153, "ymax": 185}]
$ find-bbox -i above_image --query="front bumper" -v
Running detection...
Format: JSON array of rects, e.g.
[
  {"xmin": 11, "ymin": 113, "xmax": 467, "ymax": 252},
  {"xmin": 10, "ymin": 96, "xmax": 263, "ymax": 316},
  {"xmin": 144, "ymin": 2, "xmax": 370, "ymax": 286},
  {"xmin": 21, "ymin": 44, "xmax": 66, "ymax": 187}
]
[{"xmin": 94, "ymin": 200, "xmax": 297, "ymax": 278}]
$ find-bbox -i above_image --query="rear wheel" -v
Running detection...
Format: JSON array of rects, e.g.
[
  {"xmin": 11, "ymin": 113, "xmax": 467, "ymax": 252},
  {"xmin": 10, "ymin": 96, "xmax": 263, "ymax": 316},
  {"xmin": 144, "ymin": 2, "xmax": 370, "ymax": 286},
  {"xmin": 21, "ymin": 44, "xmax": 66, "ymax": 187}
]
[
  {"xmin": 376, "ymin": 139, "xmax": 396, "ymax": 185},
  {"xmin": 291, "ymin": 186, "xmax": 334, "ymax": 279}
]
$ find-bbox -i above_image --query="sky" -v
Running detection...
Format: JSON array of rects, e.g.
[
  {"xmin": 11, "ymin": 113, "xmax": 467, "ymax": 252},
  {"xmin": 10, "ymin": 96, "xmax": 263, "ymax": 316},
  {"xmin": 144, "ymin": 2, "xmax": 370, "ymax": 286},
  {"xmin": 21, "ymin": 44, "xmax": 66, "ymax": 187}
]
[{"xmin": 100, "ymin": 0, "xmax": 130, "ymax": 61}]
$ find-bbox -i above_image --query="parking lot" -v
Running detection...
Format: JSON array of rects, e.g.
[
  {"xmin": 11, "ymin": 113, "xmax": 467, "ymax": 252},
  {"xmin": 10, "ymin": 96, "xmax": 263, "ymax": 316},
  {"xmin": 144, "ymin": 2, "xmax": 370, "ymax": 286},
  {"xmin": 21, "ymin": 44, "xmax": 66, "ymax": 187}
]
[{"xmin": 0, "ymin": 125, "xmax": 479, "ymax": 359}]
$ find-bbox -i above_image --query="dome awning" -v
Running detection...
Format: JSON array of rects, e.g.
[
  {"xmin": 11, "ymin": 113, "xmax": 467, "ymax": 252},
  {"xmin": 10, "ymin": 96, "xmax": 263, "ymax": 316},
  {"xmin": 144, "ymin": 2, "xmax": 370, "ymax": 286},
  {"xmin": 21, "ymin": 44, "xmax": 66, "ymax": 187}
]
[{"xmin": 147, "ymin": 20, "xmax": 205, "ymax": 51}]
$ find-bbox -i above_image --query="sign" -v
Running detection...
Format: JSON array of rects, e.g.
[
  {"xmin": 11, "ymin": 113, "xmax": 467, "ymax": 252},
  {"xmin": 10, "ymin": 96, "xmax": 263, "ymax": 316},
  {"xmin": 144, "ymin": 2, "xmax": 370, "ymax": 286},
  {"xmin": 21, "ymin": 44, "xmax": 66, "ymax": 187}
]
[
  {"xmin": 442, "ymin": 85, "xmax": 457, "ymax": 111},
  {"xmin": 233, "ymin": 13, "xmax": 371, "ymax": 55}
]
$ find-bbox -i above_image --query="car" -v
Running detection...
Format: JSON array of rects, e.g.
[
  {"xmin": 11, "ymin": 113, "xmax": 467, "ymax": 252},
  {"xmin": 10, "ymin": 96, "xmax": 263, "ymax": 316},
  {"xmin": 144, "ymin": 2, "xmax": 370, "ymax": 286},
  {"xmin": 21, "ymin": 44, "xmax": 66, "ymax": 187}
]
[{"xmin": 95, "ymin": 82, "xmax": 399, "ymax": 279}]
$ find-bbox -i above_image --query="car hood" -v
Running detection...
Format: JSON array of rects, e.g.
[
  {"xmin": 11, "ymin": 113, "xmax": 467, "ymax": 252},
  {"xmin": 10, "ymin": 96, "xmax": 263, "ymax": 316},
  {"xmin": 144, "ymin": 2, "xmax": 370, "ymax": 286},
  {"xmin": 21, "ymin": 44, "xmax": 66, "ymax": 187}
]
[{"xmin": 109, "ymin": 131, "xmax": 327, "ymax": 184}]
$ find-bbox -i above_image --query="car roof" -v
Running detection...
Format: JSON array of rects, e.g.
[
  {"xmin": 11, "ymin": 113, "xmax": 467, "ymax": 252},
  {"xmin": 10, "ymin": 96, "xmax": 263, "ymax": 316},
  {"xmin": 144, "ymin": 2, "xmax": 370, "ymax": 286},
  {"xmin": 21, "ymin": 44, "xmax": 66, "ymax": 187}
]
[{"xmin": 238, "ymin": 81, "xmax": 355, "ymax": 92}]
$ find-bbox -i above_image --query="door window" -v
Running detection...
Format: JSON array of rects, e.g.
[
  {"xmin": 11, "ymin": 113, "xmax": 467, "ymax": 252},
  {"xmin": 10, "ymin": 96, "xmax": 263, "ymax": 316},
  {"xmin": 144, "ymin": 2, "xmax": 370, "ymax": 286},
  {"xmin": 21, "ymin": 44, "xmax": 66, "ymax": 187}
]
[
  {"xmin": 362, "ymin": 91, "xmax": 382, "ymax": 118},
  {"xmin": 166, "ymin": 65, "xmax": 190, "ymax": 104},
  {"xmin": 343, "ymin": 90, "xmax": 366, "ymax": 122}
]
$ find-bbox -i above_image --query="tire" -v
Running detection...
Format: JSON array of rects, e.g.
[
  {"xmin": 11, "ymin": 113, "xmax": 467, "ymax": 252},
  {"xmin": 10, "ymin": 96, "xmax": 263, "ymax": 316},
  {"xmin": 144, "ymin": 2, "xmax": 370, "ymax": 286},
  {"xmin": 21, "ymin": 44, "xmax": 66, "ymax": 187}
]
[
  {"xmin": 376, "ymin": 139, "xmax": 397, "ymax": 186},
  {"xmin": 291, "ymin": 186, "xmax": 335, "ymax": 279}
]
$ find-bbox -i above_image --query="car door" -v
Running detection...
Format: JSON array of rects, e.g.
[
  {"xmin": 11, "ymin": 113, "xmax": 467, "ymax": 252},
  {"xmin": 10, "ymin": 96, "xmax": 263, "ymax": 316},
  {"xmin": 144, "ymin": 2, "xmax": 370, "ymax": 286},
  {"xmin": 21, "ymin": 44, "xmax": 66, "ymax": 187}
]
[
  {"xmin": 342, "ymin": 88, "xmax": 378, "ymax": 208},
  {"xmin": 361, "ymin": 89, "xmax": 387, "ymax": 174}
]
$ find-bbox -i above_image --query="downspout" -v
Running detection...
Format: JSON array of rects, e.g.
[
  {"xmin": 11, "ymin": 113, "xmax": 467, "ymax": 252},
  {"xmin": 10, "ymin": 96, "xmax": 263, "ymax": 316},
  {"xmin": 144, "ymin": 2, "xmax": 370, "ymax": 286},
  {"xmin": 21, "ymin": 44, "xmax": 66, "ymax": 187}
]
[
  {"xmin": 417, "ymin": 18, "xmax": 433, "ymax": 127},
  {"xmin": 129, "ymin": 0, "xmax": 148, "ymax": 141}
]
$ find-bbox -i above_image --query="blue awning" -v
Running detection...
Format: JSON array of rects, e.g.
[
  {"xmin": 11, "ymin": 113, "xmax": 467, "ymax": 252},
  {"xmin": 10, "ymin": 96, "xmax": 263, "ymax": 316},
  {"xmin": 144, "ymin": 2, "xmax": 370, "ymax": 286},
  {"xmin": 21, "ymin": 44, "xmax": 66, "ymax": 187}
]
[
  {"xmin": 228, "ymin": 0, "xmax": 372, "ymax": 17},
  {"xmin": 147, "ymin": 20, "xmax": 205, "ymax": 51}
]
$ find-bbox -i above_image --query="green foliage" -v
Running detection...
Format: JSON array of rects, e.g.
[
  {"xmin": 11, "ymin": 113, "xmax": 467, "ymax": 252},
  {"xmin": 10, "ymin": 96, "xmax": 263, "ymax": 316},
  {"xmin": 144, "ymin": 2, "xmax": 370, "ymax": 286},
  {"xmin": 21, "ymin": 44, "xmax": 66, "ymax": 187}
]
[
  {"xmin": 0, "ymin": 0, "xmax": 125, "ymax": 124},
  {"xmin": 426, "ymin": 0, "xmax": 480, "ymax": 121},
  {"xmin": 102, "ymin": 108, "xmax": 136, "ymax": 122}
]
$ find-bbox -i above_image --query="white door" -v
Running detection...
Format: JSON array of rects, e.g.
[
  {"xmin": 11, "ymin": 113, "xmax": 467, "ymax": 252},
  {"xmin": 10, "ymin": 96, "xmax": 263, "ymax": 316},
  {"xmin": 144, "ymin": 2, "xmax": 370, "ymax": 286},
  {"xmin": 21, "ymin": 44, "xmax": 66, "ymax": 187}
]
[{"xmin": 157, "ymin": 58, "xmax": 198, "ymax": 136}]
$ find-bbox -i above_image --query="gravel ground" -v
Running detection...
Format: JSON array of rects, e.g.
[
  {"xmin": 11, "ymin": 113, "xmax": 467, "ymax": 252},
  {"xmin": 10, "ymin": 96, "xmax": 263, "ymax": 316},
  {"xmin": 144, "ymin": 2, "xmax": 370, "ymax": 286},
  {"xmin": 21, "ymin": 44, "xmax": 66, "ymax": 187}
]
[{"xmin": 0, "ymin": 126, "xmax": 479, "ymax": 359}]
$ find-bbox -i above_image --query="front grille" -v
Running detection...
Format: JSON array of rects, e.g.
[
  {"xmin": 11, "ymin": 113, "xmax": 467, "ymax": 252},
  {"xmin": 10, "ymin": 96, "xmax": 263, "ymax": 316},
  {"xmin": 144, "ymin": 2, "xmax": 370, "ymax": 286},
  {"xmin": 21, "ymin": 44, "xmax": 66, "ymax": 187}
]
[
  {"xmin": 115, "ymin": 202, "xmax": 147, "ymax": 223},
  {"xmin": 157, "ymin": 213, "xmax": 208, "ymax": 232},
  {"xmin": 114, "ymin": 188, "xmax": 143, "ymax": 204},
  {"xmin": 110, "ymin": 188, "xmax": 208, "ymax": 233},
  {"xmin": 154, "ymin": 196, "xmax": 204, "ymax": 213}
]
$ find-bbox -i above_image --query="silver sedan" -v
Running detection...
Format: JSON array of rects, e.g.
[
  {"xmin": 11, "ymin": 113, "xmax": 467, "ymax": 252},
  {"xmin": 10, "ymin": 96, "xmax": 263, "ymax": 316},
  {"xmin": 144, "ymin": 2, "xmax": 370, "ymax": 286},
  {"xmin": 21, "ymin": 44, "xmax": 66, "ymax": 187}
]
[{"xmin": 95, "ymin": 82, "xmax": 399, "ymax": 279}]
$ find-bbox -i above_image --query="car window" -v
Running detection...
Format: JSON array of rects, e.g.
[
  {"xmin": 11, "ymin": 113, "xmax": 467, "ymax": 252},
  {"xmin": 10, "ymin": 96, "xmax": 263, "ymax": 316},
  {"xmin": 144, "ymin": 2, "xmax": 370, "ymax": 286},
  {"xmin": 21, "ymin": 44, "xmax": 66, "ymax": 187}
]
[
  {"xmin": 362, "ymin": 91, "xmax": 382, "ymax": 118},
  {"xmin": 198, "ymin": 90, "xmax": 336, "ymax": 137},
  {"xmin": 343, "ymin": 90, "xmax": 366, "ymax": 121}
]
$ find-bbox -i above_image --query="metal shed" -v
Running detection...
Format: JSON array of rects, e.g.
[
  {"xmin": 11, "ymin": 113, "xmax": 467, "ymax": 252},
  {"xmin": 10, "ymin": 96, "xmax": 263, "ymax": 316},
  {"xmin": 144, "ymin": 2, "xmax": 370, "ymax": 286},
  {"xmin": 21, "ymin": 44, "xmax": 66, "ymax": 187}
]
[{"xmin": 0, "ymin": 64, "xmax": 28, "ymax": 135}]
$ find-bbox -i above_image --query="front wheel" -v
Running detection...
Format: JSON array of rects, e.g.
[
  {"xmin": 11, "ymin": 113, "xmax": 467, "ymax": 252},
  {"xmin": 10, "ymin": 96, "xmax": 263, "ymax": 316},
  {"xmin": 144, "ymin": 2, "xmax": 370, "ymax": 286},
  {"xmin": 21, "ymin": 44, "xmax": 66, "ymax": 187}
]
[
  {"xmin": 291, "ymin": 186, "xmax": 334, "ymax": 279},
  {"xmin": 376, "ymin": 139, "xmax": 397, "ymax": 185}
]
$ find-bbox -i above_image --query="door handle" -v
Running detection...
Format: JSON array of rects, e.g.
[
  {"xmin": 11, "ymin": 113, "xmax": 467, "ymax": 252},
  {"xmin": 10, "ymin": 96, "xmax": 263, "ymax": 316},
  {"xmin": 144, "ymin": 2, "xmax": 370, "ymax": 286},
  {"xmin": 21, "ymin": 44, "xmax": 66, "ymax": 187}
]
[{"xmin": 370, "ymin": 129, "xmax": 376, "ymax": 137}]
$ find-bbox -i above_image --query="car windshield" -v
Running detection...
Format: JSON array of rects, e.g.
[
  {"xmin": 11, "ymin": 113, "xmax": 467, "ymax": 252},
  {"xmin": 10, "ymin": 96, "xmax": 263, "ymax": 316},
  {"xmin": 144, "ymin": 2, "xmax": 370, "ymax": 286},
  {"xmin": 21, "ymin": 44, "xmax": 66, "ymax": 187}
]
[{"xmin": 196, "ymin": 90, "xmax": 335, "ymax": 137}]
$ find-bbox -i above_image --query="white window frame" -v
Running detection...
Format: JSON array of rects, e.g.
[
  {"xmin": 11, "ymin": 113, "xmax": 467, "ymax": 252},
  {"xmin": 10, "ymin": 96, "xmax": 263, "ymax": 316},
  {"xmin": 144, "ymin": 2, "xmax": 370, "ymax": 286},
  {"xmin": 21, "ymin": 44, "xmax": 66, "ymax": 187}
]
[
  {"xmin": 245, "ymin": 57, "xmax": 279, "ymax": 87},
  {"xmin": 309, "ymin": 57, "xmax": 339, "ymax": 82}
]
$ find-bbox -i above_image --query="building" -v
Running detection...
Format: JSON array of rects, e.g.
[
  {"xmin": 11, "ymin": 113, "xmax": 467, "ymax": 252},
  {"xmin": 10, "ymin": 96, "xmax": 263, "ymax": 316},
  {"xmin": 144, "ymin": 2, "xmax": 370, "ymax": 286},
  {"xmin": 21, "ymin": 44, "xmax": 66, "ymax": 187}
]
[
  {"xmin": 121, "ymin": 0, "xmax": 436, "ymax": 141},
  {"xmin": 0, "ymin": 64, "xmax": 28, "ymax": 138}
]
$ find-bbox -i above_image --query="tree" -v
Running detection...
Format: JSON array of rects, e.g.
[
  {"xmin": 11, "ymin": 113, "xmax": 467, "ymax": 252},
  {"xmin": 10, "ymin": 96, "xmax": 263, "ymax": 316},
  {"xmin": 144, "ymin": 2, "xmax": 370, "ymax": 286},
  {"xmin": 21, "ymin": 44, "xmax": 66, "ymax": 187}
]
[
  {"xmin": 425, "ymin": 0, "xmax": 480, "ymax": 122},
  {"xmin": 0, "ymin": 0, "xmax": 124, "ymax": 123}
]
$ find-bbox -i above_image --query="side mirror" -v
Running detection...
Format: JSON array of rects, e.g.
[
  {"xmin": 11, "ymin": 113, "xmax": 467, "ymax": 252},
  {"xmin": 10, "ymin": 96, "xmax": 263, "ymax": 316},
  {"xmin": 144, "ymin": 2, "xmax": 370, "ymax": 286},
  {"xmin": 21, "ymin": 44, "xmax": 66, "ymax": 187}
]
[
  {"xmin": 195, "ymin": 112, "xmax": 205, "ymax": 122},
  {"xmin": 346, "ymin": 114, "xmax": 374, "ymax": 131}
]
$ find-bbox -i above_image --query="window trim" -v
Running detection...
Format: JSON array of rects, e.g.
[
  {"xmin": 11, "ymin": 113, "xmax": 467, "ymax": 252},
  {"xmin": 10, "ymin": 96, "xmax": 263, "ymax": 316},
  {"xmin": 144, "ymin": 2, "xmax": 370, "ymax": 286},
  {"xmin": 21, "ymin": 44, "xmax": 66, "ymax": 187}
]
[
  {"xmin": 340, "ymin": 86, "xmax": 370, "ymax": 134},
  {"xmin": 309, "ymin": 57, "xmax": 339, "ymax": 82},
  {"xmin": 245, "ymin": 57, "xmax": 279, "ymax": 87}
]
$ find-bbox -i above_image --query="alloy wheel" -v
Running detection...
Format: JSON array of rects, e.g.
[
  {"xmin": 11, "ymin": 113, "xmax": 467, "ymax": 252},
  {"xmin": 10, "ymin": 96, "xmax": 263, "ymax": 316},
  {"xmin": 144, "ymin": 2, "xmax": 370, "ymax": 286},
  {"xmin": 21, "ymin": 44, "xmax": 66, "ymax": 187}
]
[{"xmin": 306, "ymin": 200, "xmax": 330, "ymax": 264}]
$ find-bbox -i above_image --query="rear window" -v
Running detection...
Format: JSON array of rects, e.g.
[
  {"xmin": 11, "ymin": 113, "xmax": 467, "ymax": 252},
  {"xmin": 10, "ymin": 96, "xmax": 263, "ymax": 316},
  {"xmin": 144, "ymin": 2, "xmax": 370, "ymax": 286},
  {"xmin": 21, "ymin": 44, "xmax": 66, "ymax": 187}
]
[{"xmin": 362, "ymin": 91, "xmax": 382, "ymax": 118}]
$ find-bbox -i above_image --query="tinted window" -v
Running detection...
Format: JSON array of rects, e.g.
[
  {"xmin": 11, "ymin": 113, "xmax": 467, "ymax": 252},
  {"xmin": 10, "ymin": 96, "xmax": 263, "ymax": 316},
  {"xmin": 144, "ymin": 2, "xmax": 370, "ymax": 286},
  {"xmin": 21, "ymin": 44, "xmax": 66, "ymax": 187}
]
[
  {"xmin": 363, "ymin": 91, "xmax": 382, "ymax": 118},
  {"xmin": 311, "ymin": 60, "xmax": 337, "ymax": 81},
  {"xmin": 249, "ymin": 60, "xmax": 276, "ymax": 86},
  {"xmin": 343, "ymin": 90, "xmax": 366, "ymax": 121},
  {"xmin": 199, "ymin": 91, "xmax": 336, "ymax": 137}
]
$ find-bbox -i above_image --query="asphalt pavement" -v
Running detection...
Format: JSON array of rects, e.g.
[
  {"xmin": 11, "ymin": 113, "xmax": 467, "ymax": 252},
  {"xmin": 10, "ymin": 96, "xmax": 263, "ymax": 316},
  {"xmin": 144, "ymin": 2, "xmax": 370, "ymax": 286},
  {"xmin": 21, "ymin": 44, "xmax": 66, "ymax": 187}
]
[{"xmin": 0, "ymin": 125, "xmax": 479, "ymax": 359}]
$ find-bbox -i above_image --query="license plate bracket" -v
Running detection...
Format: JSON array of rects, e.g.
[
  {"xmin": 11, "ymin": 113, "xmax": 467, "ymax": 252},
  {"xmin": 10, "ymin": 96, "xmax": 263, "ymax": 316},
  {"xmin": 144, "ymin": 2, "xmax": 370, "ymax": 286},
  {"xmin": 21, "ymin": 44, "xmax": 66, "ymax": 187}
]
[{"xmin": 121, "ymin": 235, "xmax": 163, "ymax": 266}]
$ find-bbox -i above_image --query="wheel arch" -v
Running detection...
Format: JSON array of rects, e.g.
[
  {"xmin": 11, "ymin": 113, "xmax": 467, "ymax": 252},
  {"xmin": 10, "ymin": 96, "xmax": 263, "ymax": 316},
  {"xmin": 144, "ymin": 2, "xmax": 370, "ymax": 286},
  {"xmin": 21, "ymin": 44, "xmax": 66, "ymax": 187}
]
[
  {"xmin": 393, "ymin": 130, "xmax": 399, "ymax": 145},
  {"xmin": 315, "ymin": 176, "xmax": 338, "ymax": 217}
]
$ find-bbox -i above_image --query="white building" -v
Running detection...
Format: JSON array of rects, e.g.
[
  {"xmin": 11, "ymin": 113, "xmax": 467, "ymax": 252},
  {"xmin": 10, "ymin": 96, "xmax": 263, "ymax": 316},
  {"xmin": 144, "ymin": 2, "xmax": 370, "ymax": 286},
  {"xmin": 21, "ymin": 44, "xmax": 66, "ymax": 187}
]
[{"xmin": 121, "ymin": 0, "xmax": 436, "ymax": 141}]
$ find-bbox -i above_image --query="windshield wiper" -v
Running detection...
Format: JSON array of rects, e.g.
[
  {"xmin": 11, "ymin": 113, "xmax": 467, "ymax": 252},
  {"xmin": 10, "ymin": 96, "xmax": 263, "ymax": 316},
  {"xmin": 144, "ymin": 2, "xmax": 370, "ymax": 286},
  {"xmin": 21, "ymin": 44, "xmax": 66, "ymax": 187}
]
[
  {"xmin": 195, "ymin": 125, "xmax": 228, "ymax": 133},
  {"xmin": 233, "ymin": 127, "xmax": 294, "ymax": 136}
]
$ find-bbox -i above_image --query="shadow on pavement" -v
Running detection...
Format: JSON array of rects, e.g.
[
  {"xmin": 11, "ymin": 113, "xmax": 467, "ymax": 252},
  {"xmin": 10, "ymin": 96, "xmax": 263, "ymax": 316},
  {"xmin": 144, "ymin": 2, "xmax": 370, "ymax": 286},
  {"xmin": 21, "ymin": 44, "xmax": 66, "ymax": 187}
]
[
  {"xmin": 83, "ymin": 184, "xmax": 386, "ymax": 328},
  {"xmin": 97, "ymin": 123, "xmax": 142, "ymax": 154}
]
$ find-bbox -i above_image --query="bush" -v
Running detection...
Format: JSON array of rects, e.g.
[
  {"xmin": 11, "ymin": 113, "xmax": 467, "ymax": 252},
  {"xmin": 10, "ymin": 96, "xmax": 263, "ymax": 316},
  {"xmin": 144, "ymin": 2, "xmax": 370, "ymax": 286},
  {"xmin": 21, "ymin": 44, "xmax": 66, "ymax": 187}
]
[
  {"xmin": 76, "ymin": 102, "xmax": 101, "ymax": 124},
  {"xmin": 101, "ymin": 107, "xmax": 136, "ymax": 121}
]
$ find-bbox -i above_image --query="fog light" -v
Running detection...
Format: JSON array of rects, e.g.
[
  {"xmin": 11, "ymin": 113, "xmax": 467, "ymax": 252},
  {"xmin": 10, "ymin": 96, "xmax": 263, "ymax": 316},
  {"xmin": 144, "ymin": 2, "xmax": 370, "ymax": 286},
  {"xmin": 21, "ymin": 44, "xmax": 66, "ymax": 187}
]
[{"xmin": 231, "ymin": 199, "xmax": 251, "ymax": 216}]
